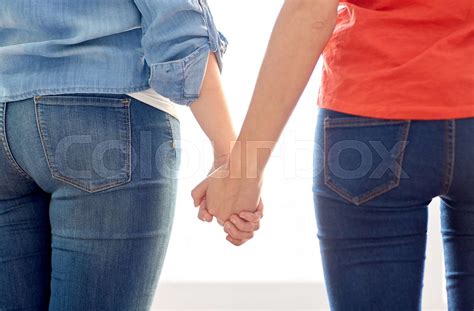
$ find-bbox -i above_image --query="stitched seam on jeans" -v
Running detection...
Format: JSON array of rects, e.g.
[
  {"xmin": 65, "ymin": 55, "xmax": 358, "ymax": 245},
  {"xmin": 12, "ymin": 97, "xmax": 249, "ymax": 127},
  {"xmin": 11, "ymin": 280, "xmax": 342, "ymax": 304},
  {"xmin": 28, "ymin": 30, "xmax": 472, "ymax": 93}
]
[
  {"xmin": 54, "ymin": 99, "xmax": 131, "ymax": 192},
  {"xmin": 325, "ymin": 178, "xmax": 399, "ymax": 206},
  {"xmin": 34, "ymin": 96, "xmax": 132, "ymax": 193},
  {"xmin": 5, "ymin": 84, "xmax": 150, "ymax": 102},
  {"xmin": 356, "ymin": 181, "xmax": 400, "ymax": 205},
  {"xmin": 323, "ymin": 119, "xmax": 330, "ymax": 192},
  {"xmin": 49, "ymin": 174, "xmax": 130, "ymax": 193},
  {"xmin": 122, "ymin": 98, "xmax": 132, "ymax": 185},
  {"xmin": 324, "ymin": 117, "xmax": 406, "ymax": 128},
  {"xmin": 164, "ymin": 113, "xmax": 178, "ymax": 160},
  {"xmin": 51, "ymin": 231, "xmax": 166, "ymax": 240},
  {"xmin": 353, "ymin": 121, "xmax": 411, "ymax": 205},
  {"xmin": 34, "ymin": 94, "xmax": 128, "ymax": 106},
  {"xmin": 442, "ymin": 120, "xmax": 456, "ymax": 195},
  {"xmin": 326, "ymin": 121, "xmax": 405, "ymax": 128},
  {"xmin": 325, "ymin": 179, "xmax": 358, "ymax": 204},
  {"xmin": 323, "ymin": 119, "xmax": 411, "ymax": 206},
  {"xmin": 34, "ymin": 96, "xmax": 61, "ymax": 179},
  {"xmin": 0, "ymin": 103, "xmax": 33, "ymax": 180}
]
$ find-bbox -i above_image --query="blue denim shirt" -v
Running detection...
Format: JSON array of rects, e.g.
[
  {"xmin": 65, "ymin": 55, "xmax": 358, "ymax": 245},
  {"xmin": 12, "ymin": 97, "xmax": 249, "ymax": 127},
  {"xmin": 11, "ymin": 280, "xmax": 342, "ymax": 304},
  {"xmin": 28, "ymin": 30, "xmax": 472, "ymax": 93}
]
[{"xmin": 0, "ymin": 0, "xmax": 227, "ymax": 106}]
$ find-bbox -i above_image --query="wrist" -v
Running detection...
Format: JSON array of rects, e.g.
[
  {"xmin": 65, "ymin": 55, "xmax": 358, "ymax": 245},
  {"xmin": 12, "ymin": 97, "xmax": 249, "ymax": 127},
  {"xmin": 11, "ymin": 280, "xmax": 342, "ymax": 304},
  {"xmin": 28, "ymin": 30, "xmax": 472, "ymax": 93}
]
[
  {"xmin": 213, "ymin": 152, "xmax": 231, "ymax": 169},
  {"xmin": 228, "ymin": 142, "xmax": 266, "ymax": 181},
  {"xmin": 212, "ymin": 135, "xmax": 237, "ymax": 168}
]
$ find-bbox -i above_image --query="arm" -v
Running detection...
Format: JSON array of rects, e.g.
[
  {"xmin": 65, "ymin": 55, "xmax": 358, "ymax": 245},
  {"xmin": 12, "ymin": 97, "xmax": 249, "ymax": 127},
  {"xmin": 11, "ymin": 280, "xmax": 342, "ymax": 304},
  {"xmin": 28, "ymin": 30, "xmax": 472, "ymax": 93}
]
[
  {"xmin": 231, "ymin": 0, "xmax": 339, "ymax": 177},
  {"xmin": 192, "ymin": 0, "xmax": 339, "ymax": 244},
  {"xmin": 133, "ymin": 0, "xmax": 262, "ymax": 236},
  {"xmin": 189, "ymin": 52, "xmax": 236, "ymax": 222},
  {"xmin": 190, "ymin": 52, "xmax": 264, "ymax": 241},
  {"xmin": 175, "ymin": 51, "xmax": 264, "ymax": 245},
  {"xmin": 190, "ymin": 53, "xmax": 236, "ymax": 167}
]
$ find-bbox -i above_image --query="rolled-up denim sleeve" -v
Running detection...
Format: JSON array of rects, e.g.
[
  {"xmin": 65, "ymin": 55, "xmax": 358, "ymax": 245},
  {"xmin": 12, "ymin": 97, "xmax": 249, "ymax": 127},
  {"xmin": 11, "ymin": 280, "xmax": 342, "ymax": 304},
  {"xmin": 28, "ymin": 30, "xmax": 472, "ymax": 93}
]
[{"xmin": 133, "ymin": 0, "xmax": 228, "ymax": 106}]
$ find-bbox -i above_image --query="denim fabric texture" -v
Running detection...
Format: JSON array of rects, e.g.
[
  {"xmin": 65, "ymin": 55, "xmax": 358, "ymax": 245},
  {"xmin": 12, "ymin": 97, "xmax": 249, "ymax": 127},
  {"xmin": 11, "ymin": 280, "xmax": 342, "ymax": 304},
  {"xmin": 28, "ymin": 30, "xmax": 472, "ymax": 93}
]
[
  {"xmin": 313, "ymin": 108, "xmax": 474, "ymax": 311},
  {"xmin": 0, "ymin": 93, "xmax": 181, "ymax": 310},
  {"xmin": 0, "ymin": 0, "xmax": 227, "ymax": 106}
]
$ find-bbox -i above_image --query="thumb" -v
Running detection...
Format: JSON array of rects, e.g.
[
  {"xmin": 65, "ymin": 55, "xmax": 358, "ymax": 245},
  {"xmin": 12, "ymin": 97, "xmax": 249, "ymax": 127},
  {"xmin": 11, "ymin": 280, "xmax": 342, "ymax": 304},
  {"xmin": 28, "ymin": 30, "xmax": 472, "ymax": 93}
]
[{"xmin": 191, "ymin": 179, "xmax": 208, "ymax": 207}]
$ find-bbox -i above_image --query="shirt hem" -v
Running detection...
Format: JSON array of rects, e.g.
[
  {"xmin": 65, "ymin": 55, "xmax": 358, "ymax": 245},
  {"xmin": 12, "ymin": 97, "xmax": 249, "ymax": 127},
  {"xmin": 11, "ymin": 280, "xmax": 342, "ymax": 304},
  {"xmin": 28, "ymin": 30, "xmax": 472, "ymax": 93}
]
[{"xmin": 318, "ymin": 102, "xmax": 474, "ymax": 121}]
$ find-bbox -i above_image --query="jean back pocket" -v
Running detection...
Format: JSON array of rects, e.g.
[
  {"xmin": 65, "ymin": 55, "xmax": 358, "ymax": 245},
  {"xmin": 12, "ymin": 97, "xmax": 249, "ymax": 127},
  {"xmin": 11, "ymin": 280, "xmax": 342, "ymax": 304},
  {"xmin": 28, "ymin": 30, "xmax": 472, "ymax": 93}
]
[
  {"xmin": 34, "ymin": 94, "xmax": 132, "ymax": 193},
  {"xmin": 324, "ymin": 117, "xmax": 411, "ymax": 205}
]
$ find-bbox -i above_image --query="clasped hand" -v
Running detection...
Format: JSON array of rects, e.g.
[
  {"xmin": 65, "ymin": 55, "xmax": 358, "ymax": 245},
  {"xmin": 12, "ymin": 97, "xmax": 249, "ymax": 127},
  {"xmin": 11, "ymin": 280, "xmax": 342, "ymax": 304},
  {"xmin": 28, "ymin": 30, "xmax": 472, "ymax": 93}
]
[{"xmin": 191, "ymin": 161, "xmax": 263, "ymax": 246}]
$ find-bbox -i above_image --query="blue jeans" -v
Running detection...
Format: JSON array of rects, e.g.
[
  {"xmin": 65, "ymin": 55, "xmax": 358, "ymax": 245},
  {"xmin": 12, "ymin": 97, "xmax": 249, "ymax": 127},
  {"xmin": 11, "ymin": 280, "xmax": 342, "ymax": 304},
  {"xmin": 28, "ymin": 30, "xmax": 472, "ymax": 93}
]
[
  {"xmin": 313, "ymin": 108, "xmax": 474, "ymax": 311},
  {"xmin": 0, "ymin": 93, "xmax": 180, "ymax": 310}
]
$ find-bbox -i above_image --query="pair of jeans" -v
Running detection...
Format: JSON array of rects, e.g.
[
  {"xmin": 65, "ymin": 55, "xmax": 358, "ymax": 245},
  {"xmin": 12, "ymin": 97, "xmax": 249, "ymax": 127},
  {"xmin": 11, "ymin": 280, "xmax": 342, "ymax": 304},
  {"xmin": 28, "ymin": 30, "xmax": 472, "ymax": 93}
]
[
  {"xmin": 0, "ymin": 93, "xmax": 180, "ymax": 310},
  {"xmin": 313, "ymin": 108, "xmax": 474, "ymax": 311}
]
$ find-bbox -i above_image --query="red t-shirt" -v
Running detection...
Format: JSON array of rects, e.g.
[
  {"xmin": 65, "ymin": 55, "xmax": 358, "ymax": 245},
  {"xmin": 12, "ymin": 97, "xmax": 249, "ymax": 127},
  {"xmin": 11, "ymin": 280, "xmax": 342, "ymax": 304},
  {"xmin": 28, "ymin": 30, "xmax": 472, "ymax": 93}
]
[{"xmin": 318, "ymin": 0, "xmax": 474, "ymax": 120}]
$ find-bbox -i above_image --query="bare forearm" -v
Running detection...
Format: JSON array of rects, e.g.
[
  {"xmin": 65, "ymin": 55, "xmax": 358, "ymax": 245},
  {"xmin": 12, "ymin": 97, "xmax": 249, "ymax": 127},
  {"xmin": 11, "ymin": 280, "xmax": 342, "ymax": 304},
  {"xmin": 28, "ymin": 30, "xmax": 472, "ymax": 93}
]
[
  {"xmin": 191, "ymin": 53, "xmax": 236, "ymax": 161},
  {"xmin": 231, "ymin": 0, "xmax": 338, "ymax": 177}
]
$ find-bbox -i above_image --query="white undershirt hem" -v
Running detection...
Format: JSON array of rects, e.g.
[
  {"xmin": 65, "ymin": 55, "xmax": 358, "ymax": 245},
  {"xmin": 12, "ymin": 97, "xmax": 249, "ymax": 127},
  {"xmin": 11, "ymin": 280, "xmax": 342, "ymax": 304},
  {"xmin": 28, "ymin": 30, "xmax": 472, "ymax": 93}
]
[{"xmin": 126, "ymin": 88, "xmax": 179, "ymax": 120}]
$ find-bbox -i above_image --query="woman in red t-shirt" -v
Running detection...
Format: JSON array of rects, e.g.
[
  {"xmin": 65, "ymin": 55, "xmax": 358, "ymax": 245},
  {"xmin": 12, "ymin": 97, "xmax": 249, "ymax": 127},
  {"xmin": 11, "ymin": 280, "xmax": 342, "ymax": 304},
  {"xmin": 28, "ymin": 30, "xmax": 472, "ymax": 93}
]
[{"xmin": 193, "ymin": 0, "xmax": 474, "ymax": 309}]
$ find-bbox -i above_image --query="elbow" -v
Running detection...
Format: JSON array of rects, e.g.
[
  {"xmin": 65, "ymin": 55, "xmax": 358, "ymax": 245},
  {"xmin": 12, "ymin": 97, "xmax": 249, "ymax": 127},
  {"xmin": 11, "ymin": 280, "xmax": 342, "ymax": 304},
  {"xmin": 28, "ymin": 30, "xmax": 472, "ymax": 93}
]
[{"xmin": 283, "ymin": 0, "xmax": 339, "ymax": 30}]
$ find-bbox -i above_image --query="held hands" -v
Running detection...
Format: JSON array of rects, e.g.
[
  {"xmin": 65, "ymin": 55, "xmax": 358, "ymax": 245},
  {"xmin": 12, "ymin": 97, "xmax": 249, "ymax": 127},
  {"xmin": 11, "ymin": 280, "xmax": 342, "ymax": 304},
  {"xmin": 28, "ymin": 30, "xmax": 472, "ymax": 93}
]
[{"xmin": 191, "ymin": 158, "xmax": 264, "ymax": 246}]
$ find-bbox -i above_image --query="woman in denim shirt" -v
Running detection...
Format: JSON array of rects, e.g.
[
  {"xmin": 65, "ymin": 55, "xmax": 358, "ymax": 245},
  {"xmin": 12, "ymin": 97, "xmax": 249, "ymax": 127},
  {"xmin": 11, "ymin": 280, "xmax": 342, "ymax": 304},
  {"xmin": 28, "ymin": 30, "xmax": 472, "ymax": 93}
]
[{"xmin": 0, "ymin": 0, "xmax": 260, "ymax": 310}]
